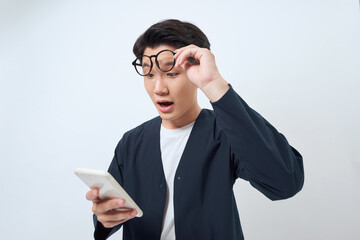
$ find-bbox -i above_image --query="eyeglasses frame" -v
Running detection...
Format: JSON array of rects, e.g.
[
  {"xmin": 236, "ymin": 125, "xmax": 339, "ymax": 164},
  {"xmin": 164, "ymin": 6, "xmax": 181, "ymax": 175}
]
[{"xmin": 132, "ymin": 49, "xmax": 176, "ymax": 76}]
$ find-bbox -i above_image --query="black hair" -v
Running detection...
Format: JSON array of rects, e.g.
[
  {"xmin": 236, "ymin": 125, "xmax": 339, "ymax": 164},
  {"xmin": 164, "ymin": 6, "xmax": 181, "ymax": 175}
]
[{"xmin": 133, "ymin": 19, "xmax": 211, "ymax": 57}]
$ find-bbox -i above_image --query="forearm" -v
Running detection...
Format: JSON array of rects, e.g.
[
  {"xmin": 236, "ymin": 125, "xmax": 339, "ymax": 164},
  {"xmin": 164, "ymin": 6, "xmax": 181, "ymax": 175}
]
[{"xmin": 211, "ymin": 85, "xmax": 304, "ymax": 200}]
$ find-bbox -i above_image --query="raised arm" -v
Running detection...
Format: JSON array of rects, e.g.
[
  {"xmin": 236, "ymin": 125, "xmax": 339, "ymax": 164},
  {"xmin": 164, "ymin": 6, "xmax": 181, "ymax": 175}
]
[{"xmin": 174, "ymin": 45, "xmax": 304, "ymax": 200}]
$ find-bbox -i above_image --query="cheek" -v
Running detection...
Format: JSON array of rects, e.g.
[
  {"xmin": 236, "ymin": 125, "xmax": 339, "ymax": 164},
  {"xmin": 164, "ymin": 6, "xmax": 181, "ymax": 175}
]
[
  {"xmin": 182, "ymin": 81, "xmax": 197, "ymax": 97},
  {"xmin": 173, "ymin": 81, "xmax": 197, "ymax": 102},
  {"xmin": 144, "ymin": 80, "xmax": 152, "ymax": 93},
  {"xmin": 144, "ymin": 82, "xmax": 155, "ymax": 100}
]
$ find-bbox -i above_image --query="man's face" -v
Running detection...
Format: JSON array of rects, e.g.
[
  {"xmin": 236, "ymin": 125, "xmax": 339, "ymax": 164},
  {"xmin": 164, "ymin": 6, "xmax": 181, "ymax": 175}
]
[{"xmin": 142, "ymin": 45, "xmax": 200, "ymax": 129}]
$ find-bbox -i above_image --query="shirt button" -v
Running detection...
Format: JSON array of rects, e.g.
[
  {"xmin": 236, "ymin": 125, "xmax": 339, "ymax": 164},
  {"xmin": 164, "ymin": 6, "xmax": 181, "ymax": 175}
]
[
  {"xmin": 177, "ymin": 176, "xmax": 181, "ymax": 180},
  {"xmin": 160, "ymin": 184, "xmax": 164, "ymax": 189}
]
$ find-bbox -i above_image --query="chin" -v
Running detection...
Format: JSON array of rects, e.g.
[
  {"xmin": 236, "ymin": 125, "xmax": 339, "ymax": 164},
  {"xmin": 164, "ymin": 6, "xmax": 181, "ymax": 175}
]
[{"xmin": 158, "ymin": 112, "xmax": 174, "ymax": 120}]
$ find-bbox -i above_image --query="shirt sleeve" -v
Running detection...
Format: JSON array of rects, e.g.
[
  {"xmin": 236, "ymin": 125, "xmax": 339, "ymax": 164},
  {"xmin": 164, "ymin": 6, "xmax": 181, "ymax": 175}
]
[
  {"xmin": 93, "ymin": 137, "xmax": 125, "ymax": 239},
  {"xmin": 211, "ymin": 84, "xmax": 304, "ymax": 200}
]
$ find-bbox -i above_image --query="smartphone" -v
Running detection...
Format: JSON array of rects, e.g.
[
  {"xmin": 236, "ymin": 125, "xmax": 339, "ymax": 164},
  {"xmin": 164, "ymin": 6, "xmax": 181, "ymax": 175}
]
[{"xmin": 74, "ymin": 168, "xmax": 143, "ymax": 217}]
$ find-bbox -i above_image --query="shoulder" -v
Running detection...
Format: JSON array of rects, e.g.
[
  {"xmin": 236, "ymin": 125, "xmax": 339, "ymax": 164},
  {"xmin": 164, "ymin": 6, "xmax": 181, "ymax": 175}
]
[
  {"xmin": 123, "ymin": 116, "xmax": 161, "ymax": 142},
  {"xmin": 116, "ymin": 116, "xmax": 161, "ymax": 149},
  {"xmin": 192, "ymin": 108, "xmax": 220, "ymax": 137},
  {"xmin": 197, "ymin": 108, "xmax": 215, "ymax": 124},
  {"xmin": 196, "ymin": 108, "xmax": 225, "ymax": 141},
  {"xmin": 125, "ymin": 116, "xmax": 160, "ymax": 137}
]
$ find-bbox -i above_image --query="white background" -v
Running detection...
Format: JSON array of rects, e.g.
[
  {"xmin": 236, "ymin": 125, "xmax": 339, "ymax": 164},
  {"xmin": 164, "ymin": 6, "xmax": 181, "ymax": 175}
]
[{"xmin": 0, "ymin": 0, "xmax": 359, "ymax": 239}]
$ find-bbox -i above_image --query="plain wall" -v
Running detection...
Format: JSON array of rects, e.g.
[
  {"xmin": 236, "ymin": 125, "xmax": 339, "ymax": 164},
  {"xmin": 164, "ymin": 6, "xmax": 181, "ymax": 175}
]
[{"xmin": 0, "ymin": 0, "xmax": 359, "ymax": 239}]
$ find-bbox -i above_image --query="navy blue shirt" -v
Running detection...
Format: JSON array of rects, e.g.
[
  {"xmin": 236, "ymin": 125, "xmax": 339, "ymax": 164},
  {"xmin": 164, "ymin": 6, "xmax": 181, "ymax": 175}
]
[{"xmin": 94, "ymin": 85, "xmax": 304, "ymax": 239}]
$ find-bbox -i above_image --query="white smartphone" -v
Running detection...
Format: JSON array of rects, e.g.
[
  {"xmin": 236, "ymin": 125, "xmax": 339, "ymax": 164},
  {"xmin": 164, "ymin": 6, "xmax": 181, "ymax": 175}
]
[{"xmin": 74, "ymin": 168, "xmax": 143, "ymax": 217}]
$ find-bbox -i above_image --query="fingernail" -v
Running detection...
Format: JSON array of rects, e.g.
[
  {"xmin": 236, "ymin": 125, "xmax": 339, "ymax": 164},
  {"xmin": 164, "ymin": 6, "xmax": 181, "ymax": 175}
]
[
  {"xmin": 131, "ymin": 210, "xmax": 137, "ymax": 216},
  {"xmin": 117, "ymin": 199, "xmax": 125, "ymax": 207}
]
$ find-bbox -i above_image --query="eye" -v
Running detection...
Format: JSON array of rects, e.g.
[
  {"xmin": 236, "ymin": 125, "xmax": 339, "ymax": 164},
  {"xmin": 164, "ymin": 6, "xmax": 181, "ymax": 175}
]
[
  {"xmin": 146, "ymin": 73, "xmax": 155, "ymax": 78},
  {"xmin": 167, "ymin": 73, "xmax": 179, "ymax": 77}
]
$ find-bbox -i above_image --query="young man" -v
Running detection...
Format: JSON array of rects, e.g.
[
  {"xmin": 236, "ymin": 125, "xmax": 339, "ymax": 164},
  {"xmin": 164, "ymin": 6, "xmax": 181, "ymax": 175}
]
[{"xmin": 86, "ymin": 19, "xmax": 304, "ymax": 240}]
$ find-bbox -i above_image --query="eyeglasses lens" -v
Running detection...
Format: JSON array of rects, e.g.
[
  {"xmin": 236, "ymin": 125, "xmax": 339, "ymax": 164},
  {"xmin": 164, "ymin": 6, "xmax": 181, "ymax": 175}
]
[
  {"xmin": 156, "ymin": 50, "xmax": 175, "ymax": 72},
  {"xmin": 134, "ymin": 56, "xmax": 151, "ymax": 76}
]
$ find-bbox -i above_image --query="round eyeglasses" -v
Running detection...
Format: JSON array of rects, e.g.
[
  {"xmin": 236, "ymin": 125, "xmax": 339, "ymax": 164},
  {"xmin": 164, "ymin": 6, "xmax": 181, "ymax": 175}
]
[{"xmin": 132, "ymin": 49, "xmax": 176, "ymax": 76}]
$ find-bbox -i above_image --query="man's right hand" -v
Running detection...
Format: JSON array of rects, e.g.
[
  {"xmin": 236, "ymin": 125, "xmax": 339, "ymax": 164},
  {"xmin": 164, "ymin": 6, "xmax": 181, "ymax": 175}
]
[{"xmin": 86, "ymin": 188, "xmax": 138, "ymax": 228}]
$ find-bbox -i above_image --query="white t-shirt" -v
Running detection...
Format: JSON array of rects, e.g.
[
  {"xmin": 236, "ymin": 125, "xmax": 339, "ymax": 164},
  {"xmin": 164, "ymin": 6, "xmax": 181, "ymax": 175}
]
[{"xmin": 160, "ymin": 121, "xmax": 195, "ymax": 240}]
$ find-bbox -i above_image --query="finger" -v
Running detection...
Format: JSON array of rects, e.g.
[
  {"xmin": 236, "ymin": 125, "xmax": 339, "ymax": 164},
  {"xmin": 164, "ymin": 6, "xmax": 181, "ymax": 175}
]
[
  {"xmin": 93, "ymin": 198, "xmax": 126, "ymax": 214},
  {"xmin": 86, "ymin": 188, "xmax": 99, "ymax": 201},
  {"xmin": 175, "ymin": 47, "xmax": 204, "ymax": 68},
  {"xmin": 97, "ymin": 209, "xmax": 138, "ymax": 228},
  {"xmin": 174, "ymin": 45, "xmax": 197, "ymax": 61},
  {"xmin": 174, "ymin": 44, "xmax": 198, "ymax": 57},
  {"xmin": 101, "ymin": 219, "xmax": 127, "ymax": 228},
  {"xmin": 98, "ymin": 209, "xmax": 138, "ymax": 223},
  {"xmin": 100, "ymin": 217, "xmax": 134, "ymax": 228}
]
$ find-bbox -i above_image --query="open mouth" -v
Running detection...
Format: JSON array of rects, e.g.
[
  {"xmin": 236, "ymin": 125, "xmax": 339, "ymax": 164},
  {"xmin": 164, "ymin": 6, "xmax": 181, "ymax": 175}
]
[
  {"xmin": 157, "ymin": 101, "xmax": 173, "ymax": 107},
  {"xmin": 156, "ymin": 101, "xmax": 174, "ymax": 113}
]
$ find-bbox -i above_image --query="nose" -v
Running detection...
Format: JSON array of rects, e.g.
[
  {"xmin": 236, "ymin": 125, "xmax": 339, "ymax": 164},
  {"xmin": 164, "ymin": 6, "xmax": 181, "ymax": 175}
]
[{"xmin": 154, "ymin": 75, "xmax": 169, "ymax": 96}]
